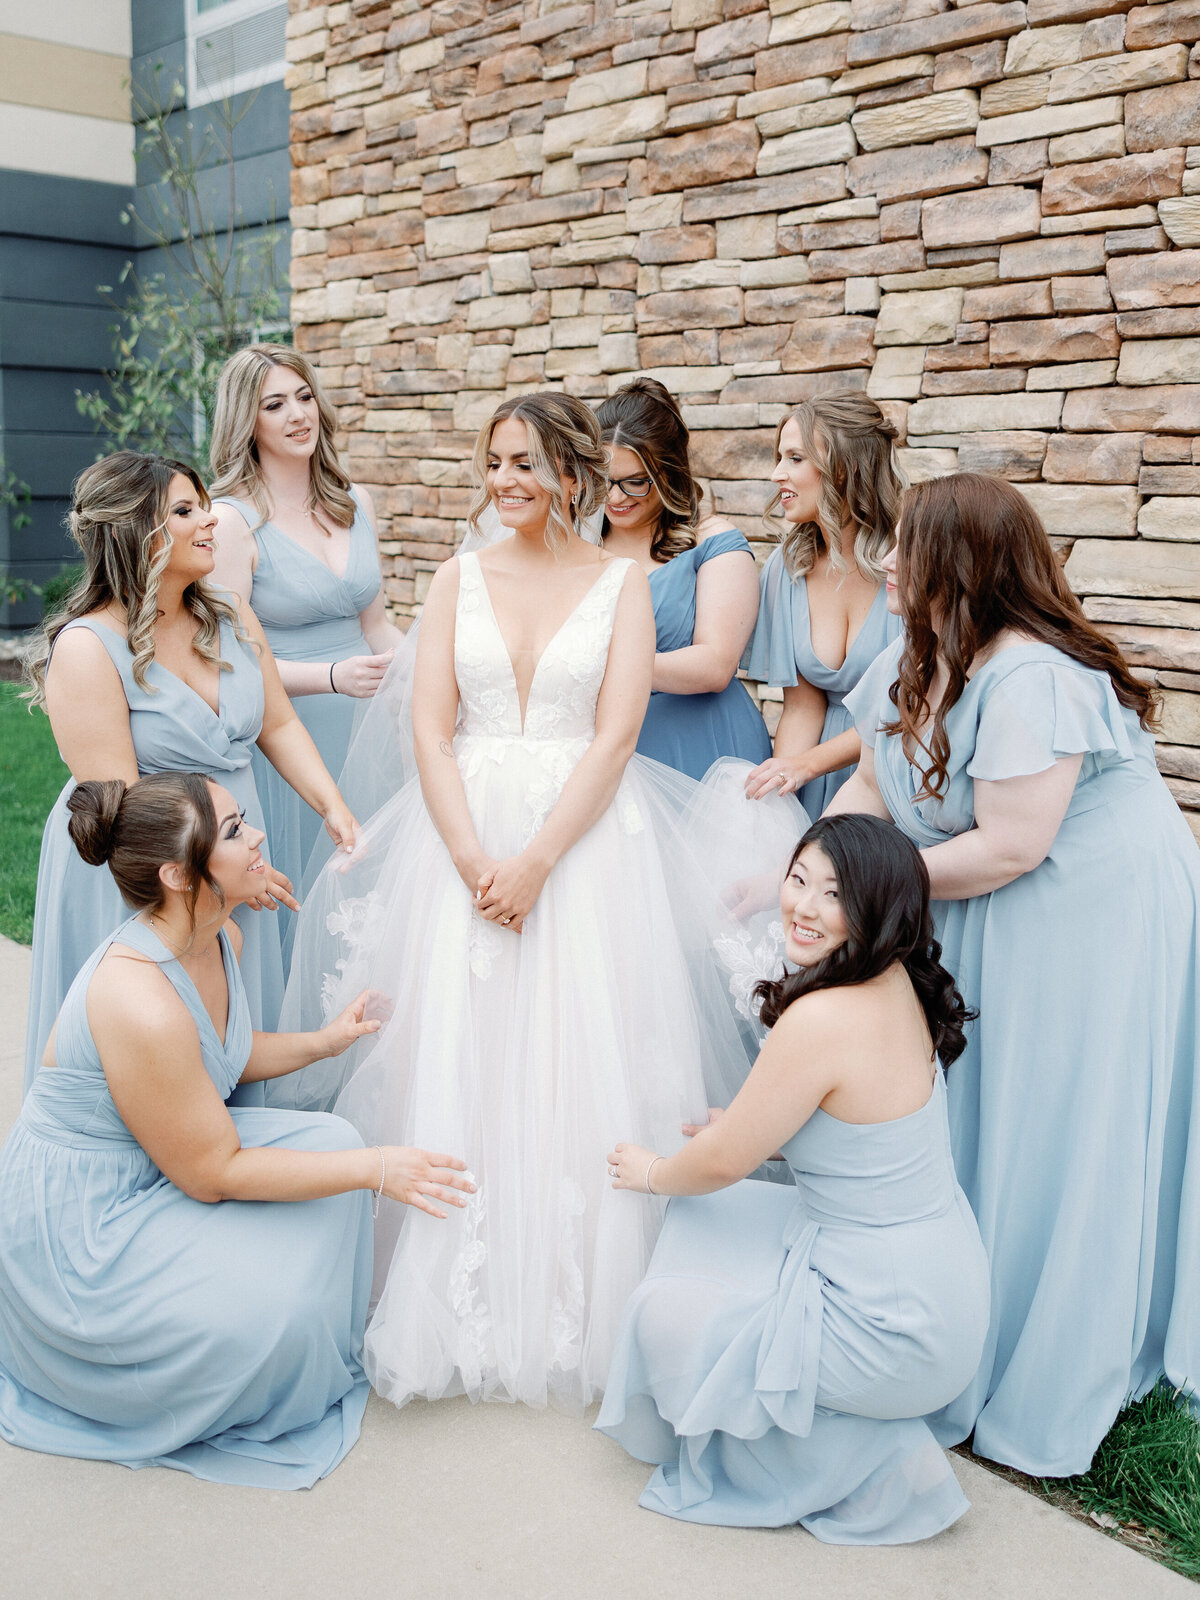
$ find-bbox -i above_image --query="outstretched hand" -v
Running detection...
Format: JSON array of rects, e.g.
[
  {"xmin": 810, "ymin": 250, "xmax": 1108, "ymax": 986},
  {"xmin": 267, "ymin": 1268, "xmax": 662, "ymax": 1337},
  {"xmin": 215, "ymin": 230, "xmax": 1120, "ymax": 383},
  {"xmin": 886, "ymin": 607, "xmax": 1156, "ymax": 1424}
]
[
  {"xmin": 381, "ymin": 1148, "xmax": 476, "ymax": 1219},
  {"xmin": 606, "ymin": 1142, "xmax": 659, "ymax": 1193},
  {"xmin": 319, "ymin": 990, "xmax": 384, "ymax": 1058}
]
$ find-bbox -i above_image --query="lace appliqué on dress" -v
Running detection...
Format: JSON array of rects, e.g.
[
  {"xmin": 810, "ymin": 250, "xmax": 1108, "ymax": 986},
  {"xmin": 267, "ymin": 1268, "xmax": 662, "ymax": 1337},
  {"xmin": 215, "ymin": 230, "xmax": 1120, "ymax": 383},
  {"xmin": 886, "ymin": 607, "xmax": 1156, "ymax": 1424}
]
[
  {"xmin": 549, "ymin": 1177, "xmax": 587, "ymax": 1376},
  {"xmin": 321, "ymin": 890, "xmax": 387, "ymax": 1018},
  {"xmin": 448, "ymin": 1182, "xmax": 493, "ymax": 1393},
  {"xmin": 712, "ymin": 918, "xmax": 786, "ymax": 1023}
]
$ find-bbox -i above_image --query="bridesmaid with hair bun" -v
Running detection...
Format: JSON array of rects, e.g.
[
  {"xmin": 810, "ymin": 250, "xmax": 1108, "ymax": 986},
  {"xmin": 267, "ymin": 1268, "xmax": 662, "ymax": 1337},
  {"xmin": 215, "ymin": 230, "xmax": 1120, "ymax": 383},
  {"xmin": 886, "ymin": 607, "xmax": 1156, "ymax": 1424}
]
[
  {"xmin": 597, "ymin": 378, "xmax": 771, "ymax": 781},
  {"xmin": 743, "ymin": 392, "xmax": 902, "ymax": 817}
]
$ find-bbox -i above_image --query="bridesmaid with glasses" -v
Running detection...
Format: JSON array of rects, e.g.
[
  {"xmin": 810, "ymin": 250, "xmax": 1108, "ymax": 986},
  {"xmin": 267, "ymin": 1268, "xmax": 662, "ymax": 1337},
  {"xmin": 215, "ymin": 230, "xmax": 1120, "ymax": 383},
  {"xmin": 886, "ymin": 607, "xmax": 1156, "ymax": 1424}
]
[
  {"xmin": 742, "ymin": 392, "xmax": 902, "ymax": 817},
  {"xmin": 596, "ymin": 378, "xmax": 771, "ymax": 782}
]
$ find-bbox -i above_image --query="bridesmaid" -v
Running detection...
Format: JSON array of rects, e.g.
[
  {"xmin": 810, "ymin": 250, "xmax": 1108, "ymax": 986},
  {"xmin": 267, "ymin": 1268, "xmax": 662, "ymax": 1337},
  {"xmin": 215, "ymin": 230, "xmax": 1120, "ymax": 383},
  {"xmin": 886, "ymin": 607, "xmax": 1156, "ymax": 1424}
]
[
  {"xmin": 599, "ymin": 814, "xmax": 988, "ymax": 1542},
  {"xmin": 209, "ymin": 344, "xmax": 406, "ymax": 915},
  {"xmin": 596, "ymin": 378, "xmax": 770, "ymax": 780},
  {"xmin": 742, "ymin": 392, "xmax": 902, "ymax": 814},
  {"xmin": 22, "ymin": 452, "xmax": 356, "ymax": 1096},
  {"xmin": 836, "ymin": 472, "xmax": 1200, "ymax": 1477},
  {"xmin": 0, "ymin": 771, "xmax": 471, "ymax": 1487}
]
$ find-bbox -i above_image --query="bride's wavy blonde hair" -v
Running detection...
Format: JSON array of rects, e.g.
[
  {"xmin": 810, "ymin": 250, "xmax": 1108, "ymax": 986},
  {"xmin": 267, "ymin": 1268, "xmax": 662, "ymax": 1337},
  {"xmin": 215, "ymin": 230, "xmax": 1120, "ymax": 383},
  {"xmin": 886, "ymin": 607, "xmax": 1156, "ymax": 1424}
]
[
  {"xmin": 209, "ymin": 344, "xmax": 357, "ymax": 530},
  {"xmin": 764, "ymin": 392, "xmax": 902, "ymax": 583},
  {"xmin": 468, "ymin": 392, "xmax": 608, "ymax": 551},
  {"xmin": 25, "ymin": 453, "xmax": 243, "ymax": 708}
]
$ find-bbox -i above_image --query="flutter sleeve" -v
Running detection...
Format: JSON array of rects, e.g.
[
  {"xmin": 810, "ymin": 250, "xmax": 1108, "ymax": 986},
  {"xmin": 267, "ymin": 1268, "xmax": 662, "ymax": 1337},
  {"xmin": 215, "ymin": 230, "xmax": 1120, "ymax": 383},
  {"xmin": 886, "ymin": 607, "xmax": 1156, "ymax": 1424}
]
[
  {"xmin": 741, "ymin": 547, "xmax": 800, "ymax": 686},
  {"xmin": 966, "ymin": 657, "xmax": 1136, "ymax": 782},
  {"xmin": 695, "ymin": 527, "xmax": 753, "ymax": 564},
  {"xmin": 843, "ymin": 637, "xmax": 904, "ymax": 749}
]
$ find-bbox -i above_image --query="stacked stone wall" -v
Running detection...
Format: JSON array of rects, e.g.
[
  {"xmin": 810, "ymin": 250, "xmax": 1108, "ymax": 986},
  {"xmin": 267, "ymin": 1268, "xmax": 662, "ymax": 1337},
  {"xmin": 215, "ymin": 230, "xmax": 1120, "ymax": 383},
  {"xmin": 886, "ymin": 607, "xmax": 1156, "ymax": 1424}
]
[{"xmin": 286, "ymin": 0, "xmax": 1200, "ymax": 831}]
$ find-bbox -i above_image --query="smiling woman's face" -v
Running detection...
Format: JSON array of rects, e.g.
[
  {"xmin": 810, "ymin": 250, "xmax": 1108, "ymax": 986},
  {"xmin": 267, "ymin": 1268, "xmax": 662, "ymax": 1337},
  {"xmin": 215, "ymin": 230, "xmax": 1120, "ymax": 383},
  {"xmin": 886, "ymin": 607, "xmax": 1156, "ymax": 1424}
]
[
  {"xmin": 779, "ymin": 842, "xmax": 848, "ymax": 968},
  {"xmin": 160, "ymin": 474, "xmax": 217, "ymax": 583},
  {"xmin": 485, "ymin": 416, "xmax": 576, "ymax": 536},
  {"xmin": 604, "ymin": 443, "xmax": 661, "ymax": 542},
  {"xmin": 771, "ymin": 418, "xmax": 823, "ymax": 526},
  {"xmin": 253, "ymin": 364, "xmax": 320, "ymax": 467},
  {"xmin": 203, "ymin": 780, "xmax": 268, "ymax": 906}
]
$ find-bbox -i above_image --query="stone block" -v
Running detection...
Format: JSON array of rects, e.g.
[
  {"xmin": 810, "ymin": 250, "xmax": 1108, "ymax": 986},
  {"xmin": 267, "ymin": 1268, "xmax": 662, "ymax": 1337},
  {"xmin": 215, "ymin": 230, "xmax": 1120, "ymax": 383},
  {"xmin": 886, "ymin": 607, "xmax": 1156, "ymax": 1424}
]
[
  {"xmin": 1018, "ymin": 483, "xmax": 1138, "ymax": 539},
  {"xmin": 1042, "ymin": 150, "xmax": 1186, "ymax": 215},
  {"xmin": 454, "ymin": 135, "xmax": 544, "ymax": 187},
  {"xmin": 464, "ymin": 345, "xmax": 511, "ymax": 389},
  {"xmin": 626, "ymin": 195, "xmax": 682, "ymax": 239},
  {"xmin": 637, "ymin": 225, "xmax": 718, "ymax": 263},
  {"xmin": 490, "ymin": 254, "xmax": 535, "ymax": 293},
  {"xmin": 1159, "ymin": 196, "xmax": 1200, "ymax": 244},
  {"xmin": 897, "ymin": 446, "xmax": 959, "ymax": 480},
  {"xmin": 933, "ymin": 39, "xmax": 1008, "ymax": 92},
  {"xmin": 1026, "ymin": 359, "xmax": 1118, "ymax": 388},
  {"xmin": 975, "ymin": 95, "xmax": 1124, "ymax": 146},
  {"xmin": 1126, "ymin": 81, "xmax": 1200, "ymax": 151},
  {"xmin": 755, "ymin": 37, "xmax": 852, "ymax": 91},
  {"xmin": 781, "ymin": 316, "xmax": 878, "ymax": 369},
  {"xmin": 736, "ymin": 79, "xmax": 837, "ymax": 119},
  {"xmin": 1047, "ymin": 43, "xmax": 1190, "ymax": 103},
  {"xmin": 1160, "ymin": 688, "xmax": 1200, "ymax": 744},
  {"xmin": 1118, "ymin": 337, "xmax": 1200, "ymax": 385},
  {"xmin": 809, "ymin": 241, "xmax": 926, "ymax": 279},
  {"xmin": 636, "ymin": 365, "xmax": 733, "ymax": 393},
  {"xmin": 769, "ymin": 2, "xmax": 852, "ymax": 43},
  {"xmin": 466, "ymin": 293, "xmax": 534, "ymax": 332},
  {"xmin": 696, "ymin": 12, "xmax": 770, "ymax": 66},
  {"xmin": 906, "ymin": 392, "xmax": 1065, "ymax": 432},
  {"xmin": 1066, "ymin": 537, "xmax": 1200, "ymax": 598},
  {"xmin": 424, "ymin": 210, "xmax": 491, "ymax": 258},
  {"xmin": 922, "ymin": 184, "xmax": 1040, "ymax": 247},
  {"xmin": 688, "ymin": 428, "xmax": 780, "ymax": 478},
  {"xmin": 1044, "ymin": 432, "xmax": 1143, "ymax": 481},
  {"xmin": 758, "ymin": 123, "xmax": 856, "ymax": 175},
  {"xmin": 923, "ymin": 368, "xmax": 1028, "ymax": 394},
  {"xmin": 1146, "ymin": 437, "xmax": 1198, "ymax": 462},
  {"xmin": 852, "ymin": 89, "xmax": 980, "ymax": 151},
  {"xmin": 1126, "ymin": 0, "xmax": 1200, "ymax": 51},
  {"xmin": 745, "ymin": 282, "xmax": 845, "ymax": 320},
  {"xmin": 999, "ymin": 233, "xmax": 1107, "ymax": 276},
  {"xmin": 845, "ymin": 2, "xmax": 1028, "ymax": 67},
  {"xmin": 682, "ymin": 166, "xmax": 848, "ymax": 221},
  {"xmin": 874, "ymin": 287, "xmax": 965, "ymax": 344},
  {"xmin": 868, "ymin": 345, "xmax": 927, "ymax": 399},
  {"xmin": 564, "ymin": 62, "xmax": 649, "ymax": 114},
  {"xmin": 543, "ymin": 97, "xmax": 668, "ymax": 161},
  {"xmin": 956, "ymin": 431, "xmax": 1048, "ymax": 477},
  {"xmin": 962, "ymin": 280, "xmax": 1054, "ymax": 319},
  {"xmin": 799, "ymin": 218, "xmax": 881, "ymax": 249},
  {"xmin": 1048, "ymin": 125, "xmax": 1125, "ymax": 164},
  {"xmin": 756, "ymin": 96, "xmax": 856, "ymax": 138},
  {"xmin": 638, "ymin": 287, "xmax": 745, "ymax": 333},
  {"xmin": 1063, "ymin": 384, "xmax": 1200, "ymax": 431},
  {"xmin": 387, "ymin": 282, "xmax": 459, "ymax": 328},
  {"xmin": 673, "ymin": 0, "xmax": 723, "ymax": 26},
  {"xmin": 981, "ymin": 75, "xmax": 1052, "ymax": 118},
  {"xmin": 661, "ymin": 260, "xmax": 743, "ymax": 290},
  {"xmin": 1004, "ymin": 22, "xmax": 1085, "ymax": 74},
  {"xmin": 1052, "ymin": 276, "xmax": 1113, "ymax": 313},
  {"xmin": 881, "ymin": 200, "xmax": 923, "ymax": 240},
  {"xmin": 665, "ymin": 96, "xmax": 740, "ymax": 135},
  {"xmin": 742, "ymin": 256, "xmax": 816, "ymax": 286},
  {"xmin": 880, "ymin": 262, "xmax": 1001, "ymax": 289},
  {"xmin": 1139, "ymin": 497, "xmax": 1200, "ymax": 538},
  {"xmin": 846, "ymin": 275, "xmax": 883, "ymax": 311},
  {"xmin": 990, "ymin": 138, "xmax": 1051, "ymax": 184},
  {"xmin": 991, "ymin": 313, "xmax": 1118, "ymax": 364},
  {"xmin": 717, "ymin": 214, "xmax": 779, "ymax": 258},
  {"xmin": 837, "ymin": 54, "xmax": 935, "ymax": 93},
  {"xmin": 1108, "ymin": 250, "xmax": 1200, "ymax": 309},
  {"xmin": 848, "ymin": 136, "xmax": 990, "ymax": 201},
  {"xmin": 1081, "ymin": 13, "xmax": 1127, "ymax": 55}
]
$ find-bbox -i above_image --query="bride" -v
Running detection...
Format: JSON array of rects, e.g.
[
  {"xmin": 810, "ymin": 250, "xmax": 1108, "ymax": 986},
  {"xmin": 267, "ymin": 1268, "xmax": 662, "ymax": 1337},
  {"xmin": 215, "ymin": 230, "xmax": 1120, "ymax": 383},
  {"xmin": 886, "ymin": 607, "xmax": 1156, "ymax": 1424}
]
[{"xmin": 281, "ymin": 392, "xmax": 802, "ymax": 1411}]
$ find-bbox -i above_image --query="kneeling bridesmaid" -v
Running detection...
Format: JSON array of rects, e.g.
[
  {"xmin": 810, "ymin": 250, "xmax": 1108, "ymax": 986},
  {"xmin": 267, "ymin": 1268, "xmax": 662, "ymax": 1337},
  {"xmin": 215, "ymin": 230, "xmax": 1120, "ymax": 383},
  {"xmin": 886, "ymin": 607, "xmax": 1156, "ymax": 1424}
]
[
  {"xmin": 599, "ymin": 814, "xmax": 988, "ymax": 1545},
  {"xmin": 0, "ymin": 772, "xmax": 471, "ymax": 1489}
]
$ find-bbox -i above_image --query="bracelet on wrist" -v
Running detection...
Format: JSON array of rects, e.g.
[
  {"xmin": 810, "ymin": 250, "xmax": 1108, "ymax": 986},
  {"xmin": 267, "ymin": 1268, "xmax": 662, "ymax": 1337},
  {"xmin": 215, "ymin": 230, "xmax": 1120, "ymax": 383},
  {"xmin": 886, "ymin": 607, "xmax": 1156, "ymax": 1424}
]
[
  {"xmin": 372, "ymin": 1146, "xmax": 386, "ymax": 1218},
  {"xmin": 645, "ymin": 1155, "xmax": 665, "ymax": 1195},
  {"xmin": 329, "ymin": 661, "xmax": 339, "ymax": 694}
]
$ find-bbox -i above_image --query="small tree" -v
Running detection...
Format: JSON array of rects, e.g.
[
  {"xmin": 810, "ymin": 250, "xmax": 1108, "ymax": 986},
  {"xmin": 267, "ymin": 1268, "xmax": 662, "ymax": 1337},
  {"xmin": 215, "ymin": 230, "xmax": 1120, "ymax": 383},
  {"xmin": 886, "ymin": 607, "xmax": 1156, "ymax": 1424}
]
[{"xmin": 77, "ymin": 70, "xmax": 286, "ymax": 472}]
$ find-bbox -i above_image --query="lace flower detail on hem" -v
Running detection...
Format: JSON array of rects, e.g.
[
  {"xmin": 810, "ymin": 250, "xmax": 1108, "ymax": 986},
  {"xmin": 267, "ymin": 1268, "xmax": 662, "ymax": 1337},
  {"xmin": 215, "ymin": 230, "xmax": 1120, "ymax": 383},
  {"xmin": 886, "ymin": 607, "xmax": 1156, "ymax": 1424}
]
[
  {"xmin": 320, "ymin": 890, "xmax": 386, "ymax": 1018},
  {"xmin": 448, "ymin": 1182, "xmax": 493, "ymax": 1394},
  {"xmin": 712, "ymin": 918, "xmax": 786, "ymax": 1023},
  {"xmin": 467, "ymin": 911, "xmax": 503, "ymax": 980},
  {"xmin": 549, "ymin": 1177, "xmax": 587, "ymax": 1376}
]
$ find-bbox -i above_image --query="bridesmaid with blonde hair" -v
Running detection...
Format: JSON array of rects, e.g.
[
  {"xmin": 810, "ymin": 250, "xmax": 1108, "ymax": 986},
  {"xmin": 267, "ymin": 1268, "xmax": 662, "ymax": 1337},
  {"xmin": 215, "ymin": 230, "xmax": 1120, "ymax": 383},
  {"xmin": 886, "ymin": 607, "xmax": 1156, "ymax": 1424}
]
[
  {"xmin": 22, "ymin": 452, "xmax": 356, "ymax": 1096},
  {"xmin": 743, "ymin": 392, "xmax": 903, "ymax": 816},
  {"xmin": 209, "ymin": 344, "xmax": 406, "ymax": 916}
]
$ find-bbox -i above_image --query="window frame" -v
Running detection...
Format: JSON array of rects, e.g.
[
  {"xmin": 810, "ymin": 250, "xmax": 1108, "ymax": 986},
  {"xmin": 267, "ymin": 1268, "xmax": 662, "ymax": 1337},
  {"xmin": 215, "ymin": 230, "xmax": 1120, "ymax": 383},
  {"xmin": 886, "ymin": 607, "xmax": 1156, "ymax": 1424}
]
[{"xmin": 185, "ymin": 0, "xmax": 288, "ymax": 109}]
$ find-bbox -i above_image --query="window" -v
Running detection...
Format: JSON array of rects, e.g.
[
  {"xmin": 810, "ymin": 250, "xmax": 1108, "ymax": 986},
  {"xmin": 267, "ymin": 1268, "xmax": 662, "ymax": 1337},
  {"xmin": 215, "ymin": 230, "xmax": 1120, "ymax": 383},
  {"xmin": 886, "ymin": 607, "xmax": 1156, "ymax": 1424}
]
[{"xmin": 186, "ymin": 0, "xmax": 288, "ymax": 108}]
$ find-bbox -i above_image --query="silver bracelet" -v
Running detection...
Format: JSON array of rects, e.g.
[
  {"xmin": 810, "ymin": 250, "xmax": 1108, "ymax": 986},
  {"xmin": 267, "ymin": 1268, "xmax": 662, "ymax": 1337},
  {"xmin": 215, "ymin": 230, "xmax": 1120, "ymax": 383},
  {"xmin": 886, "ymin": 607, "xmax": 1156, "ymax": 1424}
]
[
  {"xmin": 372, "ymin": 1146, "xmax": 385, "ymax": 1218},
  {"xmin": 645, "ymin": 1155, "xmax": 664, "ymax": 1196}
]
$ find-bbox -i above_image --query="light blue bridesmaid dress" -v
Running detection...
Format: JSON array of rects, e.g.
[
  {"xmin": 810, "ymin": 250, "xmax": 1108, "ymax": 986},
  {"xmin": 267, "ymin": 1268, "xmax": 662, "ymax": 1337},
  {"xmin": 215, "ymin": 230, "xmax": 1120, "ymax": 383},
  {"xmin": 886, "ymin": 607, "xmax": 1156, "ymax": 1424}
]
[
  {"xmin": 23, "ymin": 616, "xmax": 285, "ymax": 1100},
  {"xmin": 0, "ymin": 917, "xmax": 371, "ymax": 1488},
  {"xmin": 743, "ymin": 546, "xmax": 901, "ymax": 815},
  {"xmin": 846, "ymin": 638, "xmax": 1200, "ymax": 1476},
  {"xmin": 638, "ymin": 529, "xmax": 772, "ymax": 781},
  {"xmin": 213, "ymin": 493, "xmax": 382, "ymax": 926},
  {"xmin": 596, "ymin": 1070, "xmax": 989, "ymax": 1542}
]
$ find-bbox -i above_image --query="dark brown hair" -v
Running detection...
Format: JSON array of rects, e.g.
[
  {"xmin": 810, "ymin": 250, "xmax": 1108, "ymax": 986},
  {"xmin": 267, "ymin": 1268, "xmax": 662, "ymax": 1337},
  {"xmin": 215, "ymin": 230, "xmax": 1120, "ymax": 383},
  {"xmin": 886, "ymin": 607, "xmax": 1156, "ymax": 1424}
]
[
  {"xmin": 67, "ymin": 773, "xmax": 222, "ymax": 918},
  {"xmin": 596, "ymin": 377, "xmax": 700, "ymax": 562},
  {"xmin": 890, "ymin": 473, "xmax": 1156, "ymax": 800},
  {"xmin": 754, "ymin": 815, "xmax": 975, "ymax": 1067}
]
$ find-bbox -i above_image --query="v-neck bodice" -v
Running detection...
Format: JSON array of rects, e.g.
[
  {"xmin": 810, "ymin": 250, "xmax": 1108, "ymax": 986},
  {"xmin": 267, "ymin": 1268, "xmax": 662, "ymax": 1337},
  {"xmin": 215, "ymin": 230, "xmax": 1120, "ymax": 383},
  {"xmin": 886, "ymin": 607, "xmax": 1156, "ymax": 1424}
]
[
  {"xmin": 21, "ymin": 916, "xmax": 251, "ymax": 1148},
  {"xmin": 214, "ymin": 493, "xmax": 382, "ymax": 662},
  {"xmin": 454, "ymin": 551, "xmax": 632, "ymax": 741},
  {"xmin": 743, "ymin": 546, "xmax": 901, "ymax": 704},
  {"xmin": 58, "ymin": 615, "xmax": 264, "ymax": 778}
]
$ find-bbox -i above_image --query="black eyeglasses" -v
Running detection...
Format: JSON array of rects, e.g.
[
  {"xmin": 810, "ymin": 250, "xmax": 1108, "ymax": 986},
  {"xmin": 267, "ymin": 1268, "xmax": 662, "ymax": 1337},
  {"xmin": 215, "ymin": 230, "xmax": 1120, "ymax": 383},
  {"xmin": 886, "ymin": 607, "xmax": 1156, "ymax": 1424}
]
[{"xmin": 605, "ymin": 474, "xmax": 655, "ymax": 498}]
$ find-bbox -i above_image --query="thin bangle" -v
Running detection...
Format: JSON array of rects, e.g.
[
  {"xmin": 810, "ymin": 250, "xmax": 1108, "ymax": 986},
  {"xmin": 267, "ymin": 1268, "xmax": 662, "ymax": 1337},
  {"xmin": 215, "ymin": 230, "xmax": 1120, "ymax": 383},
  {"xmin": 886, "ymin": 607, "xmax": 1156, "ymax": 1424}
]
[
  {"xmin": 372, "ymin": 1146, "xmax": 385, "ymax": 1217},
  {"xmin": 645, "ymin": 1155, "xmax": 665, "ymax": 1196},
  {"xmin": 329, "ymin": 661, "xmax": 339, "ymax": 694}
]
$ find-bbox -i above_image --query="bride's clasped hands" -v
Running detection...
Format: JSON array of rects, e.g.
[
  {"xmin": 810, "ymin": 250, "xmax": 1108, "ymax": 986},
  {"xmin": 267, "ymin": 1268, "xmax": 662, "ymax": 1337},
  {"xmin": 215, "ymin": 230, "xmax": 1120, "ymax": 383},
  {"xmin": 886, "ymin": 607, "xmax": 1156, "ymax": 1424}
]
[{"xmin": 473, "ymin": 848, "xmax": 552, "ymax": 933}]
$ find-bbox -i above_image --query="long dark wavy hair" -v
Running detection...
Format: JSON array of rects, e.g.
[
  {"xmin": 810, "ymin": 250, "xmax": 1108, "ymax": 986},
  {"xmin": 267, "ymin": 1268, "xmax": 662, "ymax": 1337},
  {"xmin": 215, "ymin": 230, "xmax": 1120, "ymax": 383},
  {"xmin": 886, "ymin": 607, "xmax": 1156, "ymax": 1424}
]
[
  {"xmin": 754, "ymin": 814, "xmax": 975, "ymax": 1067},
  {"xmin": 891, "ymin": 473, "xmax": 1156, "ymax": 800},
  {"xmin": 596, "ymin": 377, "xmax": 700, "ymax": 562}
]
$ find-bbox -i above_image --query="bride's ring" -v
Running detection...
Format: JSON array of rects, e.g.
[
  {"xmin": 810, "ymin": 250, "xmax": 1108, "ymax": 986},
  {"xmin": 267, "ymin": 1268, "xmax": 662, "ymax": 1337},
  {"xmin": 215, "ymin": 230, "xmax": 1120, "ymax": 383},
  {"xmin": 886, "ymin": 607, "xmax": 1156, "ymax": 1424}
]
[
  {"xmin": 501, "ymin": 915, "xmax": 512, "ymax": 925},
  {"xmin": 608, "ymin": 1165, "xmax": 618, "ymax": 1177}
]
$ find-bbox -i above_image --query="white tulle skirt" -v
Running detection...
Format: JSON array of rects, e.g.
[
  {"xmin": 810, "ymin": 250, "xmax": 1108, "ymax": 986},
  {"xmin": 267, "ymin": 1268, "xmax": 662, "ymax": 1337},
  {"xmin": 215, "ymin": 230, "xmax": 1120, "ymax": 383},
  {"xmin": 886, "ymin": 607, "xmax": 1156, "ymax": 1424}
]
[{"xmin": 278, "ymin": 735, "xmax": 805, "ymax": 1412}]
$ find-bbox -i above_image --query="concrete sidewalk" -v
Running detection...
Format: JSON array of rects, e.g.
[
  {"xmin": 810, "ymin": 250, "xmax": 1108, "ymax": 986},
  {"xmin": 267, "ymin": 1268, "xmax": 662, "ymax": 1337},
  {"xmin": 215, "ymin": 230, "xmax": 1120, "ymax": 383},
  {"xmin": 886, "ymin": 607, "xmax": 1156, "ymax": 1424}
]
[{"xmin": 0, "ymin": 934, "xmax": 1188, "ymax": 1600}]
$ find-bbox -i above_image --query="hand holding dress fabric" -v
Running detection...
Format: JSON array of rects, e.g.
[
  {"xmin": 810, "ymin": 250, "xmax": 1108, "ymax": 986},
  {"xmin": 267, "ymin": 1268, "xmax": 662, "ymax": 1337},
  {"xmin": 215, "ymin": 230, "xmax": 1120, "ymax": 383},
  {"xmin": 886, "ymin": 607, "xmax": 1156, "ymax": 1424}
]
[{"xmin": 332, "ymin": 649, "xmax": 395, "ymax": 698}]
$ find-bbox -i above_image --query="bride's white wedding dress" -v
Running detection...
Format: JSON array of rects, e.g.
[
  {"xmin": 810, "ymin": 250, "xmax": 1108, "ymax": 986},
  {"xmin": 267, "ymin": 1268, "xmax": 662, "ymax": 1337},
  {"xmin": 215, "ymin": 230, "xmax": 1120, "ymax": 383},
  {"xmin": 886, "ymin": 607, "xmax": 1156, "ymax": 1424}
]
[{"xmin": 280, "ymin": 550, "xmax": 804, "ymax": 1411}]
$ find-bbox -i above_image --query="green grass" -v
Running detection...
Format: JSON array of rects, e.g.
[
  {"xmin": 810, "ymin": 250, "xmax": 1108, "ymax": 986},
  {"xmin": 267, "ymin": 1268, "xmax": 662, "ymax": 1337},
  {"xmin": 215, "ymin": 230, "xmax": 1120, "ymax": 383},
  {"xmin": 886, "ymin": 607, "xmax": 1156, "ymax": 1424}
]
[{"xmin": 0, "ymin": 682, "xmax": 67, "ymax": 944}]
